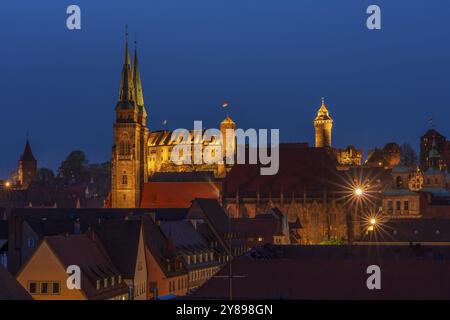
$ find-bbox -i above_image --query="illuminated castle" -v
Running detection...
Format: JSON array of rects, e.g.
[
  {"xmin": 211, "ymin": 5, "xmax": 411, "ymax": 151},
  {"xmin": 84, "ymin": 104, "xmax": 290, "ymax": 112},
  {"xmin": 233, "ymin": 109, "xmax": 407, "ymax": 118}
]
[
  {"xmin": 313, "ymin": 98, "xmax": 362, "ymax": 167},
  {"xmin": 111, "ymin": 37, "xmax": 236, "ymax": 208},
  {"xmin": 314, "ymin": 98, "xmax": 333, "ymax": 148}
]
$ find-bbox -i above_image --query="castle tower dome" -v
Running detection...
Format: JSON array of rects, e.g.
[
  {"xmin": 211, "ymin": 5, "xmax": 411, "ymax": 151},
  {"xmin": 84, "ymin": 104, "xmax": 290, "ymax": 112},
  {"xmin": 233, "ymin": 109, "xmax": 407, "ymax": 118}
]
[{"xmin": 313, "ymin": 97, "xmax": 333, "ymax": 148}]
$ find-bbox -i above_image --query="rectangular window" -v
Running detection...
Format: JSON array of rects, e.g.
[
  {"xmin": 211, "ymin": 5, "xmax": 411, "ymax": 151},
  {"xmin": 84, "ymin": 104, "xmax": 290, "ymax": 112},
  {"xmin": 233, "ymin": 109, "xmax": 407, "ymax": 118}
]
[
  {"xmin": 40, "ymin": 282, "xmax": 49, "ymax": 295},
  {"xmin": 387, "ymin": 201, "xmax": 393, "ymax": 210},
  {"xmin": 396, "ymin": 201, "xmax": 401, "ymax": 211},
  {"xmin": 28, "ymin": 281, "xmax": 37, "ymax": 294},
  {"xmin": 52, "ymin": 281, "xmax": 60, "ymax": 295},
  {"xmin": 404, "ymin": 201, "xmax": 409, "ymax": 211},
  {"xmin": 122, "ymin": 175, "xmax": 127, "ymax": 185}
]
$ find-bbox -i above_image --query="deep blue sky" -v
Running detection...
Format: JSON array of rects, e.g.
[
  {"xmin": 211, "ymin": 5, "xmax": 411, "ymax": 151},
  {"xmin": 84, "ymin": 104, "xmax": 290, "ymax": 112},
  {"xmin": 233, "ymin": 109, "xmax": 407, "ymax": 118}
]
[{"xmin": 1, "ymin": 0, "xmax": 450, "ymax": 178}]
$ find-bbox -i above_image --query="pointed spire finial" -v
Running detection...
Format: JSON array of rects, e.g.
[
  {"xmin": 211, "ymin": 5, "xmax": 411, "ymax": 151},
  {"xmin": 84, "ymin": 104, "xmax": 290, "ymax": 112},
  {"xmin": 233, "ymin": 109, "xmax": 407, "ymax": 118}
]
[
  {"xmin": 321, "ymin": 97, "xmax": 325, "ymax": 105},
  {"xmin": 117, "ymin": 27, "xmax": 135, "ymax": 104}
]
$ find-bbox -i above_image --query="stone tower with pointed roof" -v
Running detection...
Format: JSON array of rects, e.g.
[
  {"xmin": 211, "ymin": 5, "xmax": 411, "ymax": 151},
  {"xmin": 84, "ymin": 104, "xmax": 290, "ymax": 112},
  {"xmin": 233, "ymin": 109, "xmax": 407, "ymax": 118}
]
[
  {"xmin": 18, "ymin": 139, "xmax": 37, "ymax": 189},
  {"xmin": 110, "ymin": 32, "xmax": 238, "ymax": 208},
  {"xmin": 111, "ymin": 34, "xmax": 148, "ymax": 208},
  {"xmin": 314, "ymin": 98, "xmax": 333, "ymax": 148}
]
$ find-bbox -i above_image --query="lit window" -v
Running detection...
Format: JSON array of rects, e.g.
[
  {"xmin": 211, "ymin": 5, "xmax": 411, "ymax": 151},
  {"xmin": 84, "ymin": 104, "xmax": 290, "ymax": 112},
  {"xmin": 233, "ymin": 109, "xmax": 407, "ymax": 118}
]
[
  {"xmin": 40, "ymin": 282, "xmax": 49, "ymax": 294},
  {"xmin": 404, "ymin": 201, "xmax": 409, "ymax": 211},
  {"xmin": 52, "ymin": 282, "xmax": 60, "ymax": 295},
  {"xmin": 28, "ymin": 281, "xmax": 37, "ymax": 294}
]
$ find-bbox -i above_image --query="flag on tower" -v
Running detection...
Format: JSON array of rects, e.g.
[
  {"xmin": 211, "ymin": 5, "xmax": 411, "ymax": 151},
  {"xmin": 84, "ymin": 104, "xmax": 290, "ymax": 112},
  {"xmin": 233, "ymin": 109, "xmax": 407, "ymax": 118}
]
[{"xmin": 222, "ymin": 101, "xmax": 229, "ymax": 108}]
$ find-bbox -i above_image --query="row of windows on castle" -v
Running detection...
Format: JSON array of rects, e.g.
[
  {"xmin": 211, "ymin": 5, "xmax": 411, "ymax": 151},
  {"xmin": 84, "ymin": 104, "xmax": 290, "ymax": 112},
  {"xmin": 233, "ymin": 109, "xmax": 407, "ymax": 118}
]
[
  {"xmin": 118, "ymin": 137, "xmax": 228, "ymax": 159},
  {"xmin": 386, "ymin": 200, "xmax": 412, "ymax": 214}
]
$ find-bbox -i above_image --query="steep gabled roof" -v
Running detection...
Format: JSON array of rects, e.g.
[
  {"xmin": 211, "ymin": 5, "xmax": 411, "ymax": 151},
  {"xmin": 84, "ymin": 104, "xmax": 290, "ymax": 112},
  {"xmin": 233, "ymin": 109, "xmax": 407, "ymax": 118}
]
[
  {"xmin": 44, "ymin": 234, "xmax": 128, "ymax": 299},
  {"xmin": 94, "ymin": 219, "xmax": 142, "ymax": 278},
  {"xmin": 141, "ymin": 215, "xmax": 186, "ymax": 277},
  {"xmin": 0, "ymin": 265, "xmax": 32, "ymax": 300},
  {"xmin": 19, "ymin": 140, "xmax": 36, "ymax": 162},
  {"xmin": 224, "ymin": 144, "xmax": 339, "ymax": 198}
]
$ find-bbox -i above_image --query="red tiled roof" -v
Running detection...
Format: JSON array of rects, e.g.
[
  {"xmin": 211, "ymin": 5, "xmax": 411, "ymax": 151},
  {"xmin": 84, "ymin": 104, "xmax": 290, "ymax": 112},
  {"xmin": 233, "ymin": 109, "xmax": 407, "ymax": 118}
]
[
  {"xmin": 44, "ymin": 234, "xmax": 128, "ymax": 299},
  {"xmin": 140, "ymin": 182, "xmax": 221, "ymax": 208},
  {"xmin": 192, "ymin": 245, "xmax": 450, "ymax": 299},
  {"xmin": 19, "ymin": 140, "xmax": 36, "ymax": 162},
  {"xmin": 224, "ymin": 144, "xmax": 339, "ymax": 197},
  {"xmin": 0, "ymin": 265, "xmax": 32, "ymax": 300}
]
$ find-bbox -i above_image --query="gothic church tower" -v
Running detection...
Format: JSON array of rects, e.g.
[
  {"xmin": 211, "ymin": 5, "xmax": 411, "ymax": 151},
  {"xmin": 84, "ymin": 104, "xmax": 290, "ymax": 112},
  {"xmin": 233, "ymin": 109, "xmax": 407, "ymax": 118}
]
[
  {"xmin": 18, "ymin": 138, "xmax": 37, "ymax": 189},
  {"xmin": 314, "ymin": 98, "xmax": 333, "ymax": 148},
  {"xmin": 111, "ymin": 35, "xmax": 148, "ymax": 208}
]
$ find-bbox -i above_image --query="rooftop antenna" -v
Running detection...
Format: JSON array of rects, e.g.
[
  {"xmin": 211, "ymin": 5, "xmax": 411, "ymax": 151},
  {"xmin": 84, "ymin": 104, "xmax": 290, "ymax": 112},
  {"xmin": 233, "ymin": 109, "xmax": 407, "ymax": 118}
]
[{"xmin": 213, "ymin": 204, "xmax": 246, "ymax": 300}]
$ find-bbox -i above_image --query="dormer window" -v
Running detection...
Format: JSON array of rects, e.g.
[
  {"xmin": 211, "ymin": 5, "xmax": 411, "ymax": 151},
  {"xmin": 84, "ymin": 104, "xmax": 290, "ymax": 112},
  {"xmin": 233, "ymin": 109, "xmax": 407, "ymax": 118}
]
[
  {"xmin": 104, "ymin": 278, "xmax": 108, "ymax": 288},
  {"xmin": 96, "ymin": 280, "xmax": 100, "ymax": 290},
  {"xmin": 111, "ymin": 276, "xmax": 115, "ymax": 286}
]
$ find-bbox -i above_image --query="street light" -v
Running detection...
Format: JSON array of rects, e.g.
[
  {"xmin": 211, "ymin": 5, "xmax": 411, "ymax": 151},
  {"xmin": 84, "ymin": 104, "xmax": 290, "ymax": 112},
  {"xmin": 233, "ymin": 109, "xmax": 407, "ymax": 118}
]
[
  {"xmin": 4, "ymin": 181, "xmax": 11, "ymax": 188},
  {"xmin": 354, "ymin": 187, "xmax": 364, "ymax": 197}
]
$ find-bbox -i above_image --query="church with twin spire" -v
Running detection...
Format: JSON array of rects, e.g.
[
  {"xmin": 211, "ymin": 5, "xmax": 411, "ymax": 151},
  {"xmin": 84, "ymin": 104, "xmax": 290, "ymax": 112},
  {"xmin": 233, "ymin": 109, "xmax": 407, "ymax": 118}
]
[{"xmin": 111, "ymin": 36, "xmax": 236, "ymax": 208}]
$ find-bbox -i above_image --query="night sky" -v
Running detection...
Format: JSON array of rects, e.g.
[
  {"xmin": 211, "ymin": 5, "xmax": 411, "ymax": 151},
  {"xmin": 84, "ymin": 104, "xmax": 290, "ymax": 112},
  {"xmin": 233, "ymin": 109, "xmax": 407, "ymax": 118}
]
[{"xmin": 1, "ymin": 0, "xmax": 450, "ymax": 178}]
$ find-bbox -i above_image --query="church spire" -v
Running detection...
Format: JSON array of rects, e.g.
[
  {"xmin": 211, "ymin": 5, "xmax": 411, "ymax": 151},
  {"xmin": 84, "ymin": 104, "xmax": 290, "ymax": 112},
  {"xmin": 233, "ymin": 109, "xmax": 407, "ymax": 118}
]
[
  {"xmin": 117, "ymin": 27, "xmax": 135, "ymax": 105},
  {"xmin": 133, "ymin": 40, "xmax": 145, "ymax": 108}
]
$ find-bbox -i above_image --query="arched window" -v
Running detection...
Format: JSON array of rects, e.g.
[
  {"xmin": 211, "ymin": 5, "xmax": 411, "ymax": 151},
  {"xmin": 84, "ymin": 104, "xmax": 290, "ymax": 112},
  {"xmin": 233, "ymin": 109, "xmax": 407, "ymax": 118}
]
[{"xmin": 119, "ymin": 133, "xmax": 131, "ymax": 156}]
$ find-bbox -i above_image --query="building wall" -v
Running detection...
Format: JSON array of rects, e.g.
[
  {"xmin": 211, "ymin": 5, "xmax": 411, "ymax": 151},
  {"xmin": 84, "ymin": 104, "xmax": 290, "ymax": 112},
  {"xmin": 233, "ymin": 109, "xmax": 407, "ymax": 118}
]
[
  {"xmin": 382, "ymin": 195, "xmax": 421, "ymax": 218},
  {"xmin": 144, "ymin": 247, "xmax": 188, "ymax": 299},
  {"xmin": 111, "ymin": 122, "xmax": 144, "ymax": 208},
  {"xmin": 16, "ymin": 241, "xmax": 86, "ymax": 300},
  {"xmin": 20, "ymin": 222, "xmax": 39, "ymax": 270},
  {"xmin": 226, "ymin": 197, "xmax": 350, "ymax": 244},
  {"xmin": 18, "ymin": 160, "xmax": 37, "ymax": 189},
  {"xmin": 314, "ymin": 121, "xmax": 332, "ymax": 148}
]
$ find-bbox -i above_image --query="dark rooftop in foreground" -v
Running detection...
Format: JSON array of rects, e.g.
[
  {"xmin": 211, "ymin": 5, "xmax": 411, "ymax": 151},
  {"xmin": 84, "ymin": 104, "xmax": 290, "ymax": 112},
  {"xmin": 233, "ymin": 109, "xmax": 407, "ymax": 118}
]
[{"xmin": 191, "ymin": 244, "xmax": 450, "ymax": 300}]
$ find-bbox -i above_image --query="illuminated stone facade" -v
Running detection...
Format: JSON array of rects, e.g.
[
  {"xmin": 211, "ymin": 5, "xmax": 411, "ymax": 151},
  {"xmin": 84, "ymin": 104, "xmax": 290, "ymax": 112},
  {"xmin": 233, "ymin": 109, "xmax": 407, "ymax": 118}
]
[
  {"xmin": 314, "ymin": 98, "xmax": 333, "ymax": 148},
  {"xmin": 313, "ymin": 99, "xmax": 362, "ymax": 166}
]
